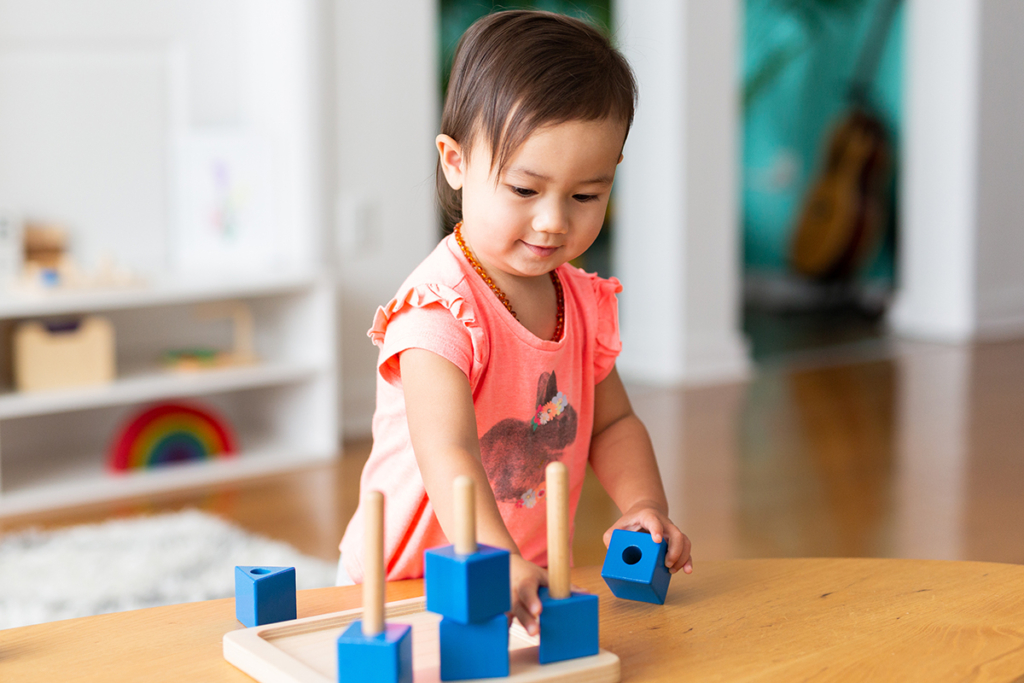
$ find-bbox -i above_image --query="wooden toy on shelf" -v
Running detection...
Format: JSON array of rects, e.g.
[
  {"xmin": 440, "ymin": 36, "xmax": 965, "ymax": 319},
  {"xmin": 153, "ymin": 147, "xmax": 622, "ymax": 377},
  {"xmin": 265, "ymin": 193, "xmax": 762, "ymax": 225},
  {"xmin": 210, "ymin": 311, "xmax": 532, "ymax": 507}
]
[
  {"xmin": 234, "ymin": 566, "xmax": 297, "ymax": 628},
  {"xmin": 162, "ymin": 301, "xmax": 258, "ymax": 372},
  {"xmin": 336, "ymin": 491, "xmax": 413, "ymax": 683},
  {"xmin": 13, "ymin": 315, "xmax": 115, "ymax": 392},
  {"xmin": 601, "ymin": 529, "xmax": 672, "ymax": 605},
  {"xmin": 433, "ymin": 476, "xmax": 510, "ymax": 680},
  {"xmin": 538, "ymin": 461, "xmax": 600, "ymax": 665},
  {"xmin": 13, "ymin": 221, "xmax": 142, "ymax": 291}
]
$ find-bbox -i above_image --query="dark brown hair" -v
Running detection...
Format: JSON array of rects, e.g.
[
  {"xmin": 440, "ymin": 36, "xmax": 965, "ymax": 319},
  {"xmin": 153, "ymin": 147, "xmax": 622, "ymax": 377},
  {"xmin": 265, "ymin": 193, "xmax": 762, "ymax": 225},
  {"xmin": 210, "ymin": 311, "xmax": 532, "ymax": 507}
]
[{"xmin": 437, "ymin": 10, "xmax": 637, "ymax": 229}]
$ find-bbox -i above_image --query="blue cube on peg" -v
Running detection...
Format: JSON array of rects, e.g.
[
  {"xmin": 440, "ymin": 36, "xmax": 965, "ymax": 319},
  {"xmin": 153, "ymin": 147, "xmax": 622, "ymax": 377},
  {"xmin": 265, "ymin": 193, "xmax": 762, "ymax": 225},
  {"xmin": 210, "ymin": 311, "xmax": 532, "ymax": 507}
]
[
  {"xmin": 337, "ymin": 620, "xmax": 413, "ymax": 683},
  {"xmin": 537, "ymin": 586, "xmax": 599, "ymax": 664},
  {"xmin": 425, "ymin": 543, "xmax": 510, "ymax": 623},
  {"xmin": 600, "ymin": 529, "xmax": 671, "ymax": 605},
  {"xmin": 439, "ymin": 612, "xmax": 509, "ymax": 680},
  {"xmin": 234, "ymin": 566, "xmax": 297, "ymax": 627}
]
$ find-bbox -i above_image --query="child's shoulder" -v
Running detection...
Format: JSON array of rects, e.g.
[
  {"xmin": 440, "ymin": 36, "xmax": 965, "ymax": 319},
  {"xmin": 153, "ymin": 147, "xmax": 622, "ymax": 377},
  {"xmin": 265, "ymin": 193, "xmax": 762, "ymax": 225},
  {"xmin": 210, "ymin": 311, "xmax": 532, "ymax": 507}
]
[{"xmin": 558, "ymin": 264, "xmax": 622, "ymax": 307}]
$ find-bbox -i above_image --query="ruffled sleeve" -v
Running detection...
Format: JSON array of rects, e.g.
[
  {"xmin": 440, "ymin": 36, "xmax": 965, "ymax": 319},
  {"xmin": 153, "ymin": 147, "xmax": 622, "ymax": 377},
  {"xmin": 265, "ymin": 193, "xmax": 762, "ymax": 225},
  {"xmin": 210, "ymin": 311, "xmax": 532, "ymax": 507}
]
[
  {"xmin": 590, "ymin": 274, "xmax": 623, "ymax": 383},
  {"xmin": 368, "ymin": 282, "xmax": 487, "ymax": 388}
]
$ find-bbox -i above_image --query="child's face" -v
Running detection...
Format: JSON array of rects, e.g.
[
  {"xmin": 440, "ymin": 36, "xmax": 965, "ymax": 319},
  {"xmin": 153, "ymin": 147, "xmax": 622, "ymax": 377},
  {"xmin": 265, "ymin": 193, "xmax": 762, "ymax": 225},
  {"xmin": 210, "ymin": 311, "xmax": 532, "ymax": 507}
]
[{"xmin": 438, "ymin": 117, "xmax": 625, "ymax": 281}]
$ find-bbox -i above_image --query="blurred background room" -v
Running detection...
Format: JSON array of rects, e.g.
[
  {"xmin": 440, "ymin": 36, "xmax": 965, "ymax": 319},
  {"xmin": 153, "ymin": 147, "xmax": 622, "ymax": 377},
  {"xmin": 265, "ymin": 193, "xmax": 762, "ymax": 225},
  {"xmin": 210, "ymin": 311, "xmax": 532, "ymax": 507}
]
[{"xmin": 1, "ymin": 0, "xmax": 1023, "ymax": 629}]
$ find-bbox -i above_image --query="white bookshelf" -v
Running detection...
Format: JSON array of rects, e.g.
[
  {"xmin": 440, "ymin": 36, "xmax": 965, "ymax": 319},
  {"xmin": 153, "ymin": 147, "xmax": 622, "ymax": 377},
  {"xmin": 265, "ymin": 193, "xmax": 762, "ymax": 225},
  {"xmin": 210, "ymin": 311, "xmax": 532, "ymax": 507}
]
[
  {"xmin": 0, "ymin": 275, "xmax": 338, "ymax": 516},
  {"xmin": 0, "ymin": 3, "xmax": 336, "ymax": 516}
]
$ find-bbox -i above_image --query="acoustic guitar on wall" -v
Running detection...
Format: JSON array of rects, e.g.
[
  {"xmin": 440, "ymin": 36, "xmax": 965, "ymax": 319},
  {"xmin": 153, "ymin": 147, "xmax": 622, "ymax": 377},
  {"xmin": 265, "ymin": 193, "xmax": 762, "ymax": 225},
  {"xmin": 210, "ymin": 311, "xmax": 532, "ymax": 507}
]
[{"xmin": 790, "ymin": 0, "xmax": 901, "ymax": 281}]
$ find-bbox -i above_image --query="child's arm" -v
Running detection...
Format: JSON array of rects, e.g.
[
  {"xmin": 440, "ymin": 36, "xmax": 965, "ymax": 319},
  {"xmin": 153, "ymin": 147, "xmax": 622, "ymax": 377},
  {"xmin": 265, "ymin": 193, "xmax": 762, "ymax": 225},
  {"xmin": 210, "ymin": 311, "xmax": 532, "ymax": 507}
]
[
  {"xmin": 399, "ymin": 348, "xmax": 547, "ymax": 634},
  {"xmin": 589, "ymin": 367, "xmax": 693, "ymax": 574}
]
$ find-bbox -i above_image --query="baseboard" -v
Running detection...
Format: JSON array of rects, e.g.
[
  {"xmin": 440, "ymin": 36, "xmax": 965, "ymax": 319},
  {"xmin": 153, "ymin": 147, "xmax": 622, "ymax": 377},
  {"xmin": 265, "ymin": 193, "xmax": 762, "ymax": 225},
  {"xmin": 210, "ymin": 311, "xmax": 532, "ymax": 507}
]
[
  {"xmin": 976, "ymin": 284, "xmax": 1024, "ymax": 340},
  {"xmin": 618, "ymin": 329, "xmax": 750, "ymax": 386}
]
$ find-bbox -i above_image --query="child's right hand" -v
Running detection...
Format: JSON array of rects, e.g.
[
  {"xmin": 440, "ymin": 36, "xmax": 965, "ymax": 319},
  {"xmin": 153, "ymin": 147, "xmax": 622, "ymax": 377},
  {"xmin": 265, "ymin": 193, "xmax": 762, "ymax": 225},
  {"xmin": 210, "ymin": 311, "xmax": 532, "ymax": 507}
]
[{"xmin": 510, "ymin": 554, "xmax": 547, "ymax": 636}]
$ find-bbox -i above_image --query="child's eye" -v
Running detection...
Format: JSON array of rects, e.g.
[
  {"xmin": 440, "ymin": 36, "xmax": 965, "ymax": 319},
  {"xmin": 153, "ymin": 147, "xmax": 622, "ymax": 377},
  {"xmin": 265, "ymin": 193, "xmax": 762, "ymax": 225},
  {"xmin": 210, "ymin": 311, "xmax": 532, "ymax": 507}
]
[
  {"xmin": 510, "ymin": 186, "xmax": 537, "ymax": 198},
  {"xmin": 573, "ymin": 194, "xmax": 599, "ymax": 203}
]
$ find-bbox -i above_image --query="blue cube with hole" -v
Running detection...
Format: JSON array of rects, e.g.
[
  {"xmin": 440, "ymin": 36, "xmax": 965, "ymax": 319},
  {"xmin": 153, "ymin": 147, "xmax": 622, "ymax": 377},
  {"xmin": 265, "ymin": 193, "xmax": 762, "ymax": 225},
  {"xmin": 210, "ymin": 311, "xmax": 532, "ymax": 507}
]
[
  {"xmin": 439, "ymin": 612, "xmax": 509, "ymax": 680},
  {"xmin": 537, "ymin": 587, "xmax": 599, "ymax": 664},
  {"xmin": 337, "ymin": 621, "xmax": 413, "ymax": 683},
  {"xmin": 235, "ymin": 565, "xmax": 297, "ymax": 627},
  {"xmin": 425, "ymin": 543, "xmax": 510, "ymax": 623},
  {"xmin": 600, "ymin": 529, "xmax": 671, "ymax": 605}
]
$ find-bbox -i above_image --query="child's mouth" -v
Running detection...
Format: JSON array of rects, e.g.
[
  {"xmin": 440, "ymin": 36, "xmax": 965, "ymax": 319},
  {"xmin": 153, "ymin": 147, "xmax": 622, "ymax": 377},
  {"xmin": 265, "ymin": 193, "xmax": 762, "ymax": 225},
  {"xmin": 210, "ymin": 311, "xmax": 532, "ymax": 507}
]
[{"xmin": 522, "ymin": 242, "xmax": 559, "ymax": 257}]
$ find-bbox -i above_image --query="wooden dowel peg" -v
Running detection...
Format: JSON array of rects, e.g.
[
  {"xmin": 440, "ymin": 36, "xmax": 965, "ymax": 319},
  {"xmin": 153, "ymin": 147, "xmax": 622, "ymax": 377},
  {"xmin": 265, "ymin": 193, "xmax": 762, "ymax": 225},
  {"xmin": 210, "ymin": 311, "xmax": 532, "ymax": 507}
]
[
  {"xmin": 546, "ymin": 461, "xmax": 570, "ymax": 600},
  {"xmin": 454, "ymin": 475, "xmax": 477, "ymax": 555},
  {"xmin": 362, "ymin": 490, "xmax": 385, "ymax": 637}
]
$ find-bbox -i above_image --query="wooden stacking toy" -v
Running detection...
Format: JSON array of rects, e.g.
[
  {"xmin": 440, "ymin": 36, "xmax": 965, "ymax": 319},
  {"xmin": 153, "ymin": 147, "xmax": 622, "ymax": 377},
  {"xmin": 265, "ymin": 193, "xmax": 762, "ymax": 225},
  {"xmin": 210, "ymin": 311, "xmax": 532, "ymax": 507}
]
[
  {"xmin": 537, "ymin": 461, "xmax": 600, "ymax": 664},
  {"xmin": 336, "ymin": 491, "xmax": 413, "ymax": 683},
  {"xmin": 427, "ymin": 475, "xmax": 511, "ymax": 680}
]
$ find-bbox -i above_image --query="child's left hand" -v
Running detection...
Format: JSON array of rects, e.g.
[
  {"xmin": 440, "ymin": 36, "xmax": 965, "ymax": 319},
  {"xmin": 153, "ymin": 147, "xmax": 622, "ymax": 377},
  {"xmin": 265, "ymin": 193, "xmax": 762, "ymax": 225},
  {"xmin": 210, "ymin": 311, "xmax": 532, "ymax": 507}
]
[{"xmin": 603, "ymin": 501, "xmax": 693, "ymax": 574}]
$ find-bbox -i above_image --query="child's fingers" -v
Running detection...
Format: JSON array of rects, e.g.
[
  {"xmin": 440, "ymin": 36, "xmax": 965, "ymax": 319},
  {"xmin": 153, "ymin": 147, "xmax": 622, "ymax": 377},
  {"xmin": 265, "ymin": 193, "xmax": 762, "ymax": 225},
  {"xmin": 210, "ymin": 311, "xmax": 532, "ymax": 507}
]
[
  {"xmin": 605, "ymin": 510, "xmax": 667, "ymax": 545},
  {"xmin": 513, "ymin": 579, "xmax": 543, "ymax": 637},
  {"xmin": 639, "ymin": 511, "xmax": 666, "ymax": 544},
  {"xmin": 667, "ymin": 531, "xmax": 692, "ymax": 574}
]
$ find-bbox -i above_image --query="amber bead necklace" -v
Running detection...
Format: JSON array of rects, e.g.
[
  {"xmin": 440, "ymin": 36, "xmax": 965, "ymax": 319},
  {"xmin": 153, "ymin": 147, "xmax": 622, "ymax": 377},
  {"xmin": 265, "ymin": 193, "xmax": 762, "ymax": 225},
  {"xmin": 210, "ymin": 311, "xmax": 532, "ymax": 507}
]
[{"xmin": 453, "ymin": 222, "xmax": 564, "ymax": 342}]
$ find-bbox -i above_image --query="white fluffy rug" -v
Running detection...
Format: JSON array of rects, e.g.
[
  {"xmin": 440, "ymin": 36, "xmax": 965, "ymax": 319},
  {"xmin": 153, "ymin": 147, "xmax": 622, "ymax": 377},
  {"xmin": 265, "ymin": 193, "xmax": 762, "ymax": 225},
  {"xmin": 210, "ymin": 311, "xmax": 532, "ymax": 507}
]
[{"xmin": 0, "ymin": 508, "xmax": 337, "ymax": 630}]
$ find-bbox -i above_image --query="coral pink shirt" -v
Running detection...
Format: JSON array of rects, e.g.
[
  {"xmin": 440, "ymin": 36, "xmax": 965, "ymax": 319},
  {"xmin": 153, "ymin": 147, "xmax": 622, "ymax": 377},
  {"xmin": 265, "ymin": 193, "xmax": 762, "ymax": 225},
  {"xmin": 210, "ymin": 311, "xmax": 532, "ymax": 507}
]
[{"xmin": 339, "ymin": 235, "xmax": 621, "ymax": 583}]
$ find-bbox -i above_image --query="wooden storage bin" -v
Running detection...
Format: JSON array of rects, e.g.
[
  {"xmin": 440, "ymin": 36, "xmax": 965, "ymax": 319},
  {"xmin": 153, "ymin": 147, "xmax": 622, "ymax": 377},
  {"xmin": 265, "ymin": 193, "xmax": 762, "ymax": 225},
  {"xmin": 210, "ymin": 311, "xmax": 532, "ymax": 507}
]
[{"xmin": 13, "ymin": 316, "xmax": 115, "ymax": 392}]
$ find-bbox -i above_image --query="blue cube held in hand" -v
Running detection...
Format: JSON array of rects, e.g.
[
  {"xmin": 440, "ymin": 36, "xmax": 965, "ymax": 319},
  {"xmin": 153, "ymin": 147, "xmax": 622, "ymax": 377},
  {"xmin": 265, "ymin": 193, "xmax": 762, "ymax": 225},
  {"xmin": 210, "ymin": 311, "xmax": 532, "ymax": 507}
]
[
  {"xmin": 425, "ymin": 543, "xmax": 510, "ymax": 623},
  {"xmin": 337, "ymin": 620, "xmax": 413, "ymax": 683},
  {"xmin": 601, "ymin": 529, "xmax": 671, "ymax": 605},
  {"xmin": 537, "ymin": 586, "xmax": 599, "ymax": 664},
  {"xmin": 234, "ymin": 566, "xmax": 297, "ymax": 627},
  {"xmin": 439, "ymin": 612, "xmax": 509, "ymax": 680}
]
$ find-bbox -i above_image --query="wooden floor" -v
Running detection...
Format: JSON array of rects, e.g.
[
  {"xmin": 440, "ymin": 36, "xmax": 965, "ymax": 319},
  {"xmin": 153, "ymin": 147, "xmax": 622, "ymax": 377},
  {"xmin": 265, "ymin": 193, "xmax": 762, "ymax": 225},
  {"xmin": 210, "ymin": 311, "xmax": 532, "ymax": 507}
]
[{"xmin": 3, "ymin": 337, "xmax": 1023, "ymax": 570}]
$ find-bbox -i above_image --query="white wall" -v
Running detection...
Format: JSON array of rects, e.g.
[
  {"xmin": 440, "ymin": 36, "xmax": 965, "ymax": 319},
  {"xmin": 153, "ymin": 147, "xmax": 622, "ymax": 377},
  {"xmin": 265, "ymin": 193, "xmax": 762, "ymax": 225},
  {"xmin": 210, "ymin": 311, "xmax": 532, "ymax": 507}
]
[
  {"xmin": 333, "ymin": 0, "xmax": 438, "ymax": 436},
  {"xmin": 615, "ymin": 0, "xmax": 749, "ymax": 385},
  {"xmin": 891, "ymin": 0, "xmax": 1024, "ymax": 341},
  {"xmin": 0, "ymin": 0, "xmax": 321, "ymax": 274}
]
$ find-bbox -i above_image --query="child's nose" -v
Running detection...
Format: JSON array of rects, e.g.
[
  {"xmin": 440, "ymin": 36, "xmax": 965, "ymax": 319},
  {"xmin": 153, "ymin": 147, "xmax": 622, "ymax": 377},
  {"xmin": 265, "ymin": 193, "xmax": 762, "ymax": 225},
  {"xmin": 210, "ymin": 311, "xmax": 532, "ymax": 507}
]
[{"xmin": 533, "ymin": 204, "xmax": 569, "ymax": 234}]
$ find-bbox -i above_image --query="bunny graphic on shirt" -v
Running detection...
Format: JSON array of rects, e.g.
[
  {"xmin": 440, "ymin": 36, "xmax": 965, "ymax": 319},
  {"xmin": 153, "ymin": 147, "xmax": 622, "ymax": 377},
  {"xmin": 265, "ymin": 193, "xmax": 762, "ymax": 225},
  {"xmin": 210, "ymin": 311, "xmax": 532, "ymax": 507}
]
[{"xmin": 480, "ymin": 371, "xmax": 577, "ymax": 506}]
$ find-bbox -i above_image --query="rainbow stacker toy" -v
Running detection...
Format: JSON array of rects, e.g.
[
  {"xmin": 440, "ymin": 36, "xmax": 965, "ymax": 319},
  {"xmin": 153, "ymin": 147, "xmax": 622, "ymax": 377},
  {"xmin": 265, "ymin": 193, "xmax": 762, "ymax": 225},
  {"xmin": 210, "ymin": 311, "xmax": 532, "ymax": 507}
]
[{"xmin": 108, "ymin": 402, "xmax": 236, "ymax": 471}]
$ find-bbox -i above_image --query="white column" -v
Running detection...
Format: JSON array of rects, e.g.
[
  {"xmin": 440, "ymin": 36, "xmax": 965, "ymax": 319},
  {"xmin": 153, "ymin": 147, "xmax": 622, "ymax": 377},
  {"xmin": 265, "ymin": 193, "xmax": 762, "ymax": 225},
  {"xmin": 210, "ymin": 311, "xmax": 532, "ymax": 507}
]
[
  {"xmin": 333, "ymin": 0, "xmax": 438, "ymax": 436},
  {"xmin": 615, "ymin": 0, "xmax": 749, "ymax": 385},
  {"xmin": 894, "ymin": 345, "xmax": 970, "ymax": 560},
  {"xmin": 888, "ymin": 0, "xmax": 980, "ymax": 342},
  {"xmin": 973, "ymin": 2, "xmax": 1024, "ymax": 337}
]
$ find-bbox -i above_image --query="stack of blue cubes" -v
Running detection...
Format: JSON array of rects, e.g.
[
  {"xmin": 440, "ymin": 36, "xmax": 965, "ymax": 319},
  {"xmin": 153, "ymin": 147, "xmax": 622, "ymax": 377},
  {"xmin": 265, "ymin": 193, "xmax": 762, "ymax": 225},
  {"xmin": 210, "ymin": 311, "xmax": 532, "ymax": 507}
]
[{"xmin": 425, "ymin": 543, "xmax": 511, "ymax": 681}]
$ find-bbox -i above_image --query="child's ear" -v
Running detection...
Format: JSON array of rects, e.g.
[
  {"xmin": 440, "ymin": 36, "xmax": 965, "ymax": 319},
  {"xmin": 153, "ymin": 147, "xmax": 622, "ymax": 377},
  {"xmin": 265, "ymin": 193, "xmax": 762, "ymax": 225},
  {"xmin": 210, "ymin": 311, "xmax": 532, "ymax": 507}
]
[{"xmin": 436, "ymin": 134, "xmax": 466, "ymax": 190}]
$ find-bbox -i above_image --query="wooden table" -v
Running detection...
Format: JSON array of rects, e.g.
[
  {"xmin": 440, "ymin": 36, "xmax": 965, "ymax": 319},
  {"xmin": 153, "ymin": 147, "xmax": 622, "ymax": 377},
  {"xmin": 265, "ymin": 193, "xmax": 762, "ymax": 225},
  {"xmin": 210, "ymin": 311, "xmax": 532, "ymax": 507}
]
[{"xmin": 3, "ymin": 559, "xmax": 1024, "ymax": 681}]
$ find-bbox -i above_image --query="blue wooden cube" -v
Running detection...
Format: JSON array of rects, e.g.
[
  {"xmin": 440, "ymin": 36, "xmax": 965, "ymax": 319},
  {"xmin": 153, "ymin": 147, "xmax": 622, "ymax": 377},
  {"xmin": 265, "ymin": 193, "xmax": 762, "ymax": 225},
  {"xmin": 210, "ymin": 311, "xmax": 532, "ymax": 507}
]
[
  {"xmin": 600, "ymin": 529, "xmax": 671, "ymax": 605},
  {"xmin": 425, "ymin": 544, "xmax": 510, "ymax": 623},
  {"xmin": 537, "ymin": 587, "xmax": 599, "ymax": 664},
  {"xmin": 337, "ymin": 621, "xmax": 413, "ymax": 683},
  {"xmin": 439, "ymin": 612, "xmax": 509, "ymax": 680},
  {"xmin": 234, "ymin": 566, "xmax": 297, "ymax": 627}
]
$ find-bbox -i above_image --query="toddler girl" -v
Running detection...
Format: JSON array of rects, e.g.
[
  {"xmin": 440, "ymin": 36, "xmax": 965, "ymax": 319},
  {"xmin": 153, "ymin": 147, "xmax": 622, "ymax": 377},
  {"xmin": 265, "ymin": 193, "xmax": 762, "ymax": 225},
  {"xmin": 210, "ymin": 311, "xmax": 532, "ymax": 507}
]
[{"xmin": 339, "ymin": 9, "xmax": 692, "ymax": 635}]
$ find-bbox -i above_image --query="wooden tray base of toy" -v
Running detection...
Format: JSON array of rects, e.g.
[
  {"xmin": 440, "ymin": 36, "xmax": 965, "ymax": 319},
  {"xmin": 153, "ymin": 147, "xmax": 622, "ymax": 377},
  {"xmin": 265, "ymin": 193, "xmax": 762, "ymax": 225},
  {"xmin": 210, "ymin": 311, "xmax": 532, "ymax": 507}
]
[{"xmin": 223, "ymin": 596, "xmax": 619, "ymax": 683}]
